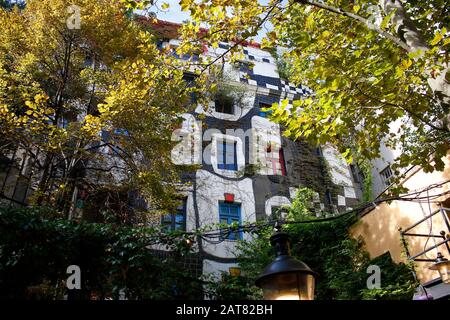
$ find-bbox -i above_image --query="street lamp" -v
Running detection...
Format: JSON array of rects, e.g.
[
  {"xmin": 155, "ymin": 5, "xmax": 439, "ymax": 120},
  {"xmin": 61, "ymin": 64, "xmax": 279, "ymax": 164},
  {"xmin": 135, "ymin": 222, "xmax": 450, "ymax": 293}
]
[
  {"xmin": 255, "ymin": 223, "xmax": 317, "ymax": 300},
  {"xmin": 429, "ymin": 252, "xmax": 450, "ymax": 284}
]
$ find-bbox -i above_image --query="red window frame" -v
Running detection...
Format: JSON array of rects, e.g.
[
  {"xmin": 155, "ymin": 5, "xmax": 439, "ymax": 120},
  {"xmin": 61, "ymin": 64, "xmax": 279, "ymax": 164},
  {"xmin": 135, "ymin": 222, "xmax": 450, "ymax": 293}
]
[{"xmin": 266, "ymin": 144, "xmax": 287, "ymax": 176}]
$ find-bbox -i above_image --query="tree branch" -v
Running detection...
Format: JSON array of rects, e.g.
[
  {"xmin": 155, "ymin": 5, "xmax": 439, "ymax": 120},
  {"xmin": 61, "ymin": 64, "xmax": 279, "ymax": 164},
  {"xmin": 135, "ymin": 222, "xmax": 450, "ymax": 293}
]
[
  {"xmin": 294, "ymin": 0, "xmax": 411, "ymax": 51},
  {"xmin": 380, "ymin": 0, "xmax": 428, "ymax": 53},
  {"xmin": 200, "ymin": 1, "xmax": 281, "ymax": 72},
  {"xmin": 353, "ymin": 82, "xmax": 449, "ymax": 133}
]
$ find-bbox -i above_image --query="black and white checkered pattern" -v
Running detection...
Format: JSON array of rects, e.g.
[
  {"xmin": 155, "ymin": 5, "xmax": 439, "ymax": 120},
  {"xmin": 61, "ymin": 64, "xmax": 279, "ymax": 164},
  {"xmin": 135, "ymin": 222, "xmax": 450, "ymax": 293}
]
[{"xmin": 240, "ymin": 71, "xmax": 313, "ymax": 97}]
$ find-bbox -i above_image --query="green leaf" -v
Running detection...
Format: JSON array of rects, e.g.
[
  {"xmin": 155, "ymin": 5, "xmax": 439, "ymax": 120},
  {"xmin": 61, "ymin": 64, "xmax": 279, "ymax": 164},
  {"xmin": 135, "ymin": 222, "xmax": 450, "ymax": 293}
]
[
  {"xmin": 380, "ymin": 10, "xmax": 395, "ymax": 30},
  {"xmin": 430, "ymin": 31, "xmax": 443, "ymax": 46},
  {"xmin": 401, "ymin": 59, "xmax": 412, "ymax": 69}
]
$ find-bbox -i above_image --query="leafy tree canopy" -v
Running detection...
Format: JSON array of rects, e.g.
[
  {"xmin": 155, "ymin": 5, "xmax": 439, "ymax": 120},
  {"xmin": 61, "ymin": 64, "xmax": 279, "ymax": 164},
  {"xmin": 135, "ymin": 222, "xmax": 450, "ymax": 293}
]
[
  {"xmin": 0, "ymin": 0, "xmax": 209, "ymax": 213},
  {"xmin": 0, "ymin": 206, "xmax": 202, "ymax": 299},
  {"xmin": 128, "ymin": 0, "xmax": 450, "ymax": 189}
]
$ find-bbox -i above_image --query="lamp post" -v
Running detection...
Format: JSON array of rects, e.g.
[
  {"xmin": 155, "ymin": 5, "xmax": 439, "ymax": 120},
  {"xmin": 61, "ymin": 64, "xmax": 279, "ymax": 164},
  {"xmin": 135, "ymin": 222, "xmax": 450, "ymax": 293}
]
[
  {"xmin": 255, "ymin": 223, "xmax": 317, "ymax": 300},
  {"xmin": 429, "ymin": 252, "xmax": 450, "ymax": 284}
]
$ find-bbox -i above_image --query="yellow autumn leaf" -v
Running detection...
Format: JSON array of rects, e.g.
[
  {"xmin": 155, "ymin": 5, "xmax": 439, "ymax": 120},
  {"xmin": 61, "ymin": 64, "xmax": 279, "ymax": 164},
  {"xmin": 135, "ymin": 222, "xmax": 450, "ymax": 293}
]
[
  {"xmin": 430, "ymin": 31, "xmax": 443, "ymax": 46},
  {"xmin": 401, "ymin": 59, "xmax": 412, "ymax": 69}
]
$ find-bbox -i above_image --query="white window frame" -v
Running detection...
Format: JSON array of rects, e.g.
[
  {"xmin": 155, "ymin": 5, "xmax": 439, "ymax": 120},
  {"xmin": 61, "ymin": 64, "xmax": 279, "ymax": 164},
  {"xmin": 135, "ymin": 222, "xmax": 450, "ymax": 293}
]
[{"xmin": 380, "ymin": 165, "xmax": 393, "ymax": 187}]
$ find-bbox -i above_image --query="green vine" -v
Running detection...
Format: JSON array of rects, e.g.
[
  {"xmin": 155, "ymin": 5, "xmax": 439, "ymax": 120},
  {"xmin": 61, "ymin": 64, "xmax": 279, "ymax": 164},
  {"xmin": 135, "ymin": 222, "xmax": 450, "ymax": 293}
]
[
  {"xmin": 234, "ymin": 208, "xmax": 416, "ymax": 300},
  {"xmin": 358, "ymin": 159, "xmax": 373, "ymax": 202},
  {"xmin": 317, "ymin": 153, "xmax": 340, "ymax": 209},
  {"xmin": 0, "ymin": 206, "xmax": 202, "ymax": 300},
  {"xmin": 287, "ymin": 187, "xmax": 317, "ymax": 220}
]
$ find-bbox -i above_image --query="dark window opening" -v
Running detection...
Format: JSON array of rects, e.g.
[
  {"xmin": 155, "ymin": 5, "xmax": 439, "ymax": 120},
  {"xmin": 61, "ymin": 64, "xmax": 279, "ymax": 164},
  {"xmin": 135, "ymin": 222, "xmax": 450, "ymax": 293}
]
[
  {"xmin": 239, "ymin": 61, "xmax": 253, "ymax": 75},
  {"xmin": 316, "ymin": 146, "xmax": 323, "ymax": 157},
  {"xmin": 162, "ymin": 198, "xmax": 187, "ymax": 232},
  {"xmin": 350, "ymin": 164, "xmax": 361, "ymax": 183},
  {"xmin": 215, "ymin": 92, "xmax": 234, "ymax": 114},
  {"xmin": 183, "ymin": 72, "xmax": 198, "ymax": 104},
  {"xmin": 325, "ymin": 190, "xmax": 333, "ymax": 205}
]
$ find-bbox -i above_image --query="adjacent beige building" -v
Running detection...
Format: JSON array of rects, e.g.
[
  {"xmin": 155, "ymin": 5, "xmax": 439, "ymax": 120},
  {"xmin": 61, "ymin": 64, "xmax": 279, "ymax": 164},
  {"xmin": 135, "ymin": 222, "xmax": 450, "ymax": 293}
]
[{"xmin": 351, "ymin": 152, "xmax": 450, "ymax": 298}]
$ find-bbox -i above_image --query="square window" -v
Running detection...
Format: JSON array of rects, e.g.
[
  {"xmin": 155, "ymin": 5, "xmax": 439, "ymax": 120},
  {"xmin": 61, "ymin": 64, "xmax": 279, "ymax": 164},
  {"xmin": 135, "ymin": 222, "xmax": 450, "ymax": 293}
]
[{"xmin": 215, "ymin": 92, "xmax": 234, "ymax": 114}]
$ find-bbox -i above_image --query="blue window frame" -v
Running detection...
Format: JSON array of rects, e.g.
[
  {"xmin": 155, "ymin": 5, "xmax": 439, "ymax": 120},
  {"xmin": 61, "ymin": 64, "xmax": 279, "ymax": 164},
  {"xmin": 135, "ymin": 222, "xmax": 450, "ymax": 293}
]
[
  {"xmin": 219, "ymin": 202, "xmax": 241, "ymax": 240},
  {"xmin": 113, "ymin": 128, "xmax": 129, "ymax": 136},
  {"xmin": 219, "ymin": 43, "xmax": 230, "ymax": 50},
  {"xmin": 259, "ymin": 102, "xmax": 273, "ymax": 118},
  {"xmin": 325, "ymin": 190, "xmax": 333, "ymax": 205},
  {"xmin": 183, "ymin": 73, "xmax": 198, "ymax": 104},
  {"xmin": 59, "ymin": 118, "xmax": 69, "ymax": 129},
  {"xmin": 162, "ymin": 198, "xmax": 187, "ymax": 232},
  {"xmin": 315, "ymin": 146, "xmax": 323, "ymax": 157},
  {"xmin": 217, "ymin": 139, "xmax": 237, "ymax": 171}
]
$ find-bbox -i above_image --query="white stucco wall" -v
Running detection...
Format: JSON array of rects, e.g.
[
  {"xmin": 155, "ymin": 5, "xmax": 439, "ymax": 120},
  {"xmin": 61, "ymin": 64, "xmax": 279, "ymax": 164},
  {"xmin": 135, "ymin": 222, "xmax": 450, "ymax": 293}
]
[
  {"xmin": 251, "ymin": 115, "xmax": 283, "ymax": 175},
  {"xmin": 186, "ymin": 170, "xmax": 256, "ymax": 259},
  {"xmin": 171, "ymin": 113, "xmax": 202, "ymax": 165},
  {"xmin": 321, "ymin": 144, "xmax": 358, "ymax": 205},
  {"xmin": 370, "ymin": 141, "xmax": 403, "ymax": 197},
  {"xmin": 321, "ymin": 144, "xmax": 354, "ymax": 187},
  {"xmin": 202, "ymin": 260, "xmax": 240, "ymax": 279},
  {"xmin": 265, "ymin": 196, "xmax": 291, "ymax": 218}
]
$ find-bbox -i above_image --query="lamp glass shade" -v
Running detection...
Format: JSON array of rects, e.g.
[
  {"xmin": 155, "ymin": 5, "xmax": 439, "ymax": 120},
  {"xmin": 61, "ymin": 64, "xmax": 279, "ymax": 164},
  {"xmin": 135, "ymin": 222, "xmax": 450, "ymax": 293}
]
[
  {"xmin": 255, "ymin": 229, "xmax": 317, "ymax": 300},
  {"xmin": 258, "ymin": 272, "xmax": 314, "ymax": 300},
  {"xmin": 430, "ymin": 260, "xmax": 450, "ymax": 284}
]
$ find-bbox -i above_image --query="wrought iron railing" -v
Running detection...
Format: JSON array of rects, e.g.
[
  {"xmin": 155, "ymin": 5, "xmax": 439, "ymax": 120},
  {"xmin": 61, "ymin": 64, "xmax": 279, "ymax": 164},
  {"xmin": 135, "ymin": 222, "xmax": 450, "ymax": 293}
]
[{"xmin": 399, "ymin": 205, "xmax": 450, "ymax": 263}]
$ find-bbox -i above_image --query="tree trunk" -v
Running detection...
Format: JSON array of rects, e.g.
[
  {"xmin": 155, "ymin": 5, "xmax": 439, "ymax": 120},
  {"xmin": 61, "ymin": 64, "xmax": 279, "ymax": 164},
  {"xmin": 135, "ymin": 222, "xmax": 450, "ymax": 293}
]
[
  {"xmin": 380, "ymin": 0, "xmax": 428, "ymax": 53},
  {"xmin": 35, "ymin": 154, "xmax": 53, "ymax": 205},
  {"xmin": 381, "ymin": 0, "xmax": 450, "ymax": 127}
]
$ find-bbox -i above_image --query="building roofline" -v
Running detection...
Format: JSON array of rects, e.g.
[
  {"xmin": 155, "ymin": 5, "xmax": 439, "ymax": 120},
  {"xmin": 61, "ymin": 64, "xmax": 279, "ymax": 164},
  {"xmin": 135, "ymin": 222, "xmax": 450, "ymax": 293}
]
[{"xmin": 135, "ymin": 15, "xmax": 262, "ymax": 49}]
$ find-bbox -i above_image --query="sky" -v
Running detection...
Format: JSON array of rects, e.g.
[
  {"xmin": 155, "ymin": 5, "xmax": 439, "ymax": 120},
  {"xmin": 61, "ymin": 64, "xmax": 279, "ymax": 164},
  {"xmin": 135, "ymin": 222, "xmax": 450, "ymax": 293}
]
[
  {"xmin": 148, "ymin": 0, "xmax": 190, "ymax": 24},
  {"xmin": 140, "ymin": 0, "xmax": 270, "ymax": 43}
]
